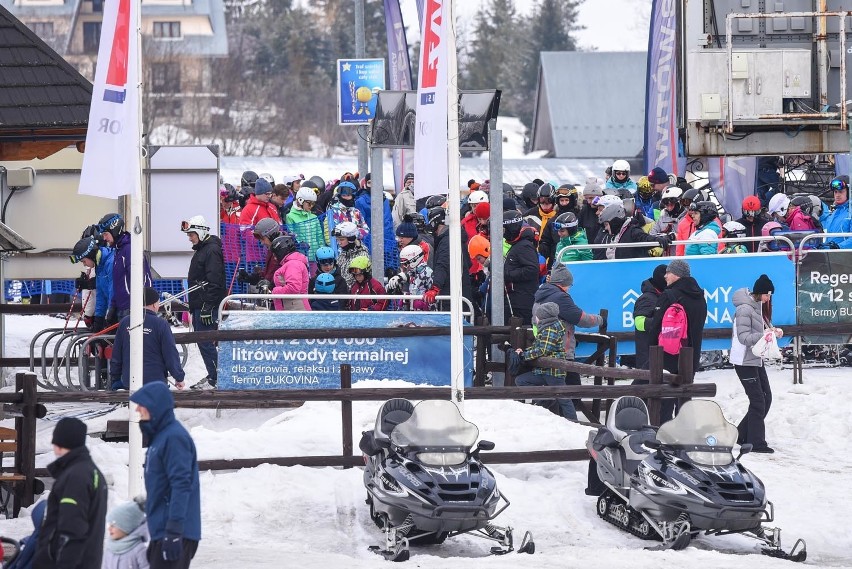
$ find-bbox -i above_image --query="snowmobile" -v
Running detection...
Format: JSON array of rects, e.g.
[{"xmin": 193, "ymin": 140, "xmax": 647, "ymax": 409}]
[
  {"xmin": 359, "ymin": 398, "xmax": 535, "ymax": 561},
  {"xmin": 586, "ymin": 396, "xmax": 806, "ymax": 562}
]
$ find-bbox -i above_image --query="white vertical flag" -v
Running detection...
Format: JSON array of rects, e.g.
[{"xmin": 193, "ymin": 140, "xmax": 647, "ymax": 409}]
[
  {"xmin": 413, "ymin": 0, "xmax": 449, "ymax": 200},
  {"xmin": 78, "ymin": 0, "xmax": 140, "ymax": 198}
]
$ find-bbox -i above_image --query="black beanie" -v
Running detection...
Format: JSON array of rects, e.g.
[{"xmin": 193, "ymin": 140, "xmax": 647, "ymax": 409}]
[
  {"xmin": 52, "ymin": 417, "xmax": 87, "ymax": 449},
  {"xmin": 650, "ymin": 264, "xmax": 667, "ymax": 291},
  {"xmin": 144, "ymin": 286, "xmax": 160, "ymax": 306},
  {"xmin": 752, "ymin": 274, "xmax": 775, "ymax": 295}
]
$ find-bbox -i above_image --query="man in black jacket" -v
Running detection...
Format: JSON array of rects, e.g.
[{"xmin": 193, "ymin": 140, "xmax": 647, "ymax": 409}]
[
  {"xmin": 633, "ymin": 264, "xmax": 668, "ymax": 370},
  {"xmin": 646, "ymin": 259, "xmax": 708, "ymax": 421},
  {"xmin": 34, "ymin": 417, "xmax": 107, "ymax": 569},
  {"xmin": 422, "ymin": 205, "xmax": 475, "ymax": 314},
  {"xmin": 181, "ymin": 216, "xmax": 226, "ymax": 390},
  {"xmin": 503, "ymin": 212, "xmax": 541, "ymax": 324},
  {"xmin": 110, "ymin": 287, "xmax": 186, "ymax": 390}
]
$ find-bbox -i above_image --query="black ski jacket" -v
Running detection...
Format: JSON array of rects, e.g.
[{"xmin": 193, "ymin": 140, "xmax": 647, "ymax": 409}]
[
  {"xmin": 187, "ymin": 234, "xmax": 226, "ymax": 310},
  {"xmin": 647, "ymin": 275, "xmax": 708, "ymax": 373},
  {"xmin": 633, "ymin": 277, "xmax": 665, "ymax": 370},
  {"xmin": 578, "ymin": 202, "xmax": 600, "ymax": 245},
  {"xmin": 34, "ymin": 447, "xmax": 107, "ymax": 569},
  {"xmin": 504, "ymin": 229, "xmax": 540, "ymax": 324}
]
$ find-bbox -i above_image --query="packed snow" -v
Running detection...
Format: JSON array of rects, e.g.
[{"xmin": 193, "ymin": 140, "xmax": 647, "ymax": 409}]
[{"xmin": 1, "ymin": 314, "xmax": 850, "ymax": 568}]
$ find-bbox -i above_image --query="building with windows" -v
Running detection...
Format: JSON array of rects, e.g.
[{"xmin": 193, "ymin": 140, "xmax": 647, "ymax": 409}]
[{"xmin": 0, "ymin": 0, "xmax": 229, "ymax": 131}]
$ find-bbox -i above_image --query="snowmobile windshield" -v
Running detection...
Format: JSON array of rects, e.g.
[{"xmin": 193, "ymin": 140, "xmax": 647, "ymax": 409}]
[
  {"xmin": 391, "ymin": 400, "xmax": 480, "ymax": 466},
  {"xmin": 656, "ymin": 400, "xmax": 738, "ymax": 466}
]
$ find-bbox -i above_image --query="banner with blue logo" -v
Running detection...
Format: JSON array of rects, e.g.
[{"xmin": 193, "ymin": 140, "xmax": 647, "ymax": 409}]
[
  {"xmin": 337, "ymin": 58, "xmax": 386, "ymax": 125},
  {"xmin": 218, "ymin": 311, "xmax": 473, "ymax": 390},
  {"xmin": 566, "ymin": 254, "xmax": 796, "ymax": 355}
]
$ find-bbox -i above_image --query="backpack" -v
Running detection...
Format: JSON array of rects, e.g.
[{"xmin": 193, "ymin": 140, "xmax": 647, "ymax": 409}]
[{"xmin": 658, "ymin": 301, "xmax": 689, "ymax": 355}]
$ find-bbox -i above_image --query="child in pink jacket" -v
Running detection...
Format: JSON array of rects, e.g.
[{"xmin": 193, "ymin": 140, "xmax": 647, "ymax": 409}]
[{"xmin": 270, "ymin": 235, "xmax": 311, "ymax": 311}]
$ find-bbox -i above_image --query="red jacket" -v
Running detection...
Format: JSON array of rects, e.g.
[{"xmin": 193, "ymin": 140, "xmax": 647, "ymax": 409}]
[
  {"xmin": 239, "ymin": 195, "xmax": 281, "ymax": 229},
  {"xmin": 349, "ymin": 278, "xmax": 387, "ymax": 311}
]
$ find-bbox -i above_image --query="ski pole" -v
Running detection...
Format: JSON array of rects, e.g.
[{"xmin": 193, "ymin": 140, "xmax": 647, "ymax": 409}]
[
  {"xmin": 227, "ymin": 257, "xmax": 242, "ymax": 296},
  {"xmin": 72, "ymin": 284, "xmax": 95, "ymax": 333},
  {"xmin": 64, "ymin": 267, "xmax": 92, "ymax": 332}
]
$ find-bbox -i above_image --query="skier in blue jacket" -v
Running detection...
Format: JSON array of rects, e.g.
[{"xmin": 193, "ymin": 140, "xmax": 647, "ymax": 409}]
[
  {"xmin": 823, "ymin": 176, "xmax": 852, "ymax": 249},
  {"xmin": 129, "ymin": 381, "xmax": 201, "ymax": 568},
  {"xmin": 98, "ymin": 213, "xmax": 152, "ymax": 320}
]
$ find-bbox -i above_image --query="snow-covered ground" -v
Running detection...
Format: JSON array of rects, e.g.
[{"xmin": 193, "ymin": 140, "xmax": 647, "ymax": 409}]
[{"xmin": 1, "ymin": 314, "xmax": 850, "ymax": 568}]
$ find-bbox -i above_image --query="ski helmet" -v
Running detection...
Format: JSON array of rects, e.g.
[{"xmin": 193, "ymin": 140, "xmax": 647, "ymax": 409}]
[
  {"xmin": 259, "ymin": 173, "xmax": 275, "ymax": 185},
  {"xmin": 467, "ymin": 234, "xmax": 491, "ymax": 260},
  {"xmin": 722, "ymin": 220, "xmax": 747, "ymax": 238},
  {"xmin": 409, "ymin": 213, "xmax": 427, "ymax": 234},
  {"xmin": 309, "ymin": 176, "xmax": 326, "ymax": 190},
  {"xmin": 637, "ymin": 176, "xmax": 654, "ymax": 197},
  {"xmin": 595, "ymin": 195, "xmax": 622, "ymax": 210},
  {"xmin": 761, "ymin": 221, "xmax": 783, "ymax": 238},
  {"xmin": 315, "ymin": 246, "xmax": 336, "ymax": 264},
  {"xmin": 270, "ymin": 234, "xmax": 297, "ymax": 261},
  {"xmin": 252, "ymin": 217, "xmax": 281, "ymax": 240},
  {"xmin": 742, "ymin": 195, "xmax": 762, "ymax": 216},
  {"xmin": 98, "ymin": 213, "xmax": 124, "ymax": 242},
  {"xmin": 503, "ymin": 211, "xmax": 524, "ymax": 242},
  {"xmin": 241, "ymin": 170, "xmax": 258, "ymax": 190},
  {"xmin": 599, "ymin": 203, "xmax": 627, "ymax": 224},
  {"xmin": 427, "ymin": 206, "xmax": 447, "ymax": 232},
  {"xmin": 791, "ymin": 194, "xmax": 822, "ymax": 219},
  {"xmin": 180, "ymin": 215, "xmax": 210, "ymax": 241},
  {"xmin": 295, "ymin": 187, "xmax": 317, "ymax": 206},
  {"xmin": 424, "ymin": 194, "xmax": 448, "ymax": 209},
  {"xmin": 70, "ymin": 236, "xmax": 98, "ymax": 264},
  {"xmin": 399, "ymin": 244, "xmax": 425, "ymax": 269},
  {"xmin": 538, "ymin": 182, "xmax": 557, "ymax": 200},
  {"xmin": 521, "ymin": 182, "xmax": 540, "ymax": 204},
  {"xmin": 332, "ymin": 221, "xmax": 359, "ymax": 241},
  {"xmin": 552, "ymin": 212, "xmax": 579, "ymax": 232},
  {"xmin": 660, "ymin": 186, "xmax": 683, "ymax": 209},
  {"xmin": 689, "ymin": 201, "xmax": 719, "ymax": 227},
  {"xmin": 767, "ymin": 193, "xmax": 790, "ymax": 217},
  {"xmin": 611, "ymin": 159, "xmax": 630, "ymax": 176},
  {"xmin": 467, "ymin": 190, "xmax": 488, "ymax": 205},
  {"xmin": 348, "ymin": 255, "xmax": 371, "ymax": 276},
  {"xmin": 337, "ymin": 181, "xmax": 357, "ymax": 199},
  {"xmin": 315, "ymin": 272, "xmax": 336, "ymax": 294}
]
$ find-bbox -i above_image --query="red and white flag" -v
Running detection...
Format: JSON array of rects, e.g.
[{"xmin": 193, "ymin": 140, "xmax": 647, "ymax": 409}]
[
  {"xmin": 413, "ymin": 0, "xmax": 449, "ymax": 200},
  {"xmin": 78, "ymin": 0, "xmax": 140, "ymax": 198}
]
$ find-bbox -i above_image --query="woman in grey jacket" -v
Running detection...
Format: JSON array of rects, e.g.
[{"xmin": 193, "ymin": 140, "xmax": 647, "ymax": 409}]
[{"xmin": 729, "ymin": 274, "xmax": 782, "ymax": 453}]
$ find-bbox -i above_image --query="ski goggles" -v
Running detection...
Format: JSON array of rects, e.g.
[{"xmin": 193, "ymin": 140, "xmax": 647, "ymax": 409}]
[
  {"xmin": 317, "ymin": 258, "xmax": 336, "ymax": 266},
  {"xmin": 831, "ymin": 178, "xmax": 848, "ymax": 191},
  {"xmin": 348, "ymin": 268, "xmax": 366, "ymax": 275},
  {"xmin": 552, "ymin": 221, "xmax": 579, "ymax": 231},
  {"xmin": 613, "ymin": 170, "xmax": 629, "ymax": 176},
  {"xmin": 69, "ymin": 239, "xmax": 97, "ymax": 264},
  {"xmin": 743, "ymin": 209, "xmax": 760, "ymax": 217},
  {"xmin": 180, "ymin": 220, "xmax": 210, "ymax": 233}
]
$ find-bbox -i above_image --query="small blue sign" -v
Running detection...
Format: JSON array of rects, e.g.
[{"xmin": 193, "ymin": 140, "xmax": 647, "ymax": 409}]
[
  {"xmin": 218, "ymin": 311, "xmax": 473, "ymax": 390},
  {"xmin": 337, "ymin": 58, "xmax": 385, "ymax": 125}
]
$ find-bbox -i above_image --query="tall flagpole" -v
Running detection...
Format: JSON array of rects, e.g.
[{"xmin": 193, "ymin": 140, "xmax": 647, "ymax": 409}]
[
  {"xmin": 128, "ymin": 0, "xmax": 145, "ymax": 498},
  {"xmin": 446, "ymin": 0, "xmax": 464, "ymax": 410}
]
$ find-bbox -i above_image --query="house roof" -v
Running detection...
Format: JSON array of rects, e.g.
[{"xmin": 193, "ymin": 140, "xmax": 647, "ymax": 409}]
[
  {"xmin": 529, "ymin": 51, "xmax": 647, "ymax": 159},
  {"xmin": 0, "ymin": 219, "xmax": 34, "ymax": 254},
  {"xmin": 0, "ymin": 2, "xmax": 91, "ymax": 160}
]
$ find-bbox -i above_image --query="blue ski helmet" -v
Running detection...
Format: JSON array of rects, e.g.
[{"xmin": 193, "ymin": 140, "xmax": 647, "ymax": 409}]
[{"xmin": 315, "ymin": 273, "xmax": 336, "ymax": 293}]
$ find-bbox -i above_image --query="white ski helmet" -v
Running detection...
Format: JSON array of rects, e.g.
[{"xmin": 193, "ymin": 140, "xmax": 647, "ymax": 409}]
[
  {"xmin": 295, "ymin": 187, "xmax": 317, "ymax": 206},
  {"xmin": 333, "ymin": 221, "xmax": 359, "ymax": 240},
  {"xmin": 467, "ymin": 190, "xmax": 489, "ymax": 205},
  {"xmin": 260, "ymin": 173, "xmax": 275, "ymax": 185},
  {"xmin": 180, "ymin": 215, "xmax": 210, "ymax": 241},
  {"xmin": 660, "ymin": 186, "xmax": 683, "ymax": 201},
  {"xmin": 399, "ymin": 244, "xmax": 425, "ymax": 268},
  {"xmin": 595, "ymin": 195, "xmax": 622, "ymax": 209},
  {"xmin": 611, "ymin": 159, "xmax": 630, "ymax": 174},
  {"xmin": 767, "ymin": 193, "xmax": 790, "ymax": 216},
  {"xmin": 722, "ymin": 220, "xmax": 747, "ymax": 237}
]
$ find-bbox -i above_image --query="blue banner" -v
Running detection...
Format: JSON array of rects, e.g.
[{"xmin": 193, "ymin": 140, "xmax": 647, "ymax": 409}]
[
  {"xmin": 217, "ymin": 311, "xmax": 473, "ymax": 390},
  {"xmin": 707, "ymin": 156, "xmax": 757, "ymax": 219},
  {"xmin": 337, "ymin": 58, "xmax": 386, "ymax": 125},
  {"xmin": 643, "ymin": 0, "xmax": 685, "ymax": 177},
  {"xmin": 567, "ymin": 254, "xmax": 796, "ymax": 355},
  {"xmin": 383, "ymin": 0, "xmax": 415, "ymax": 192}
]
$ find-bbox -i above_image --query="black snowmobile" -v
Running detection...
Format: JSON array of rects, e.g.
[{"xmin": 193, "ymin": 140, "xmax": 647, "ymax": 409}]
[
  {"xmin": 586, "ymin": 396, "xmax": 806, "ymax": 562},
  {"xmin": 359, "ymin": 398, "xmax": 535, "ymax": 561}
]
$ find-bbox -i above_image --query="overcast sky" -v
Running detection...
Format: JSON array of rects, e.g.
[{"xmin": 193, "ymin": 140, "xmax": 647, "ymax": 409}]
[{"xmin": 400, "ymin": 0, "xmax": 651, "ymax": 53}]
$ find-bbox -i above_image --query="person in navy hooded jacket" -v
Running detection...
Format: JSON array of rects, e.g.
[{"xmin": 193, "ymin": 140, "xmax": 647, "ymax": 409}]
[
  {"xmin": 130, "ymin": 382, "xmax": 201, "ymax": 568},
  {"xmin": 110, "ymin": 287, "xmax": 185, "ymax": 390}
]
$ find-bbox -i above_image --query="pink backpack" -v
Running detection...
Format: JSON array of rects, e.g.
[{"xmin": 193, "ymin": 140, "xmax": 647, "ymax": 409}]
[{"xmin": 658, "ymin": 302, "xmax": 689, "ymax": 355}]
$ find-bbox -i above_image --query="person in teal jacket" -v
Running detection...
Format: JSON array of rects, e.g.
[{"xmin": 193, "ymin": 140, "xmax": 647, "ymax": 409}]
[
  {"xmin": 685, "ymin": 201, "xmax": 721, "ymax": 255},
  {"xmin": 823, "ymin": 176, "xmax": 852, "ymax": 249},
  {"xmin": 286, "ymin": 187, "xmax": 327, "ymax": 263},
  {"xmin": 552, "ymin": 212, "xmax": 592, "ymax": 265}
]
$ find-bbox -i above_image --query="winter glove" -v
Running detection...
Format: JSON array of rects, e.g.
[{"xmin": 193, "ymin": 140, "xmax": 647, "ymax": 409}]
[
  {"xmin": 256, "ymin": 279, "xmax": 272, "ymax": 293},
  {"xmin": 92, "ymin": 316, "xmax": 105, "ymax": 333},
  {"xmin": 104, "ymin": 308, "xmax": 118, "ymax": 329},
  {"xmin": 423, "ymin": 286, "xmax": 440, "ymax": 305},
  {"xmin": 819, "ymin": 241, "xmax": 840, "ymax": 250},
  {"xmin": 75, "ymin": 272, "xmax": 96, "ymax": 291},
  {"xmin": 238, "ymin": 267, "xmax": 263, "ymax": 285},
  {"xmin": 83, "ymin": 315, "xmax": 94, "ymax": 330},
  {"xmin": 162, "ymin": 524, "xmax": 184, "ymax": 562},
  {"xmin": 648, "ymin": 246, "xmax": 664, "ymax": 257},
  {"xmin": 386, "ymin": 274, "xmax": 407, "ymax": 294},
  {"xmin": 655, "ymin": 235, "xmax": 671, "ymax": 249},
  {"xmin": 200, "ymin": 303, "xmax": 214, "ymax": 326}
]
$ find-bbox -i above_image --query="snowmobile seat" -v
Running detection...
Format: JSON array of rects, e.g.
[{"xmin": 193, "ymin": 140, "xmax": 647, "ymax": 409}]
[
  {"xmin": 606, "ymin": 396, "xmax": 650, "ymax": 442},
  {"xmin": 374, "ymin": 398, "xmax": 415, "ymax": 441}
]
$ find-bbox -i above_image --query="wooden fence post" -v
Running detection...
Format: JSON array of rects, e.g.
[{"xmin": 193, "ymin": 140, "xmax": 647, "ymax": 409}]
[
  {"xmin": 647, "ymin": 346, "xmax": 664, "ymax": 426},
  {"xmin": 676, "ymin": 347, "xmax": 694, "ymax": 411},
  {"xmin": 14, "ymin": 372, "xmax": 38, "ymax": 515},
  {"xmin": 340, "ymin": 365, "xmax": 353, "ymax": 469},
  {"xmin": 506, "ymin": 317, "xmax": 525, "ymax": 387}
]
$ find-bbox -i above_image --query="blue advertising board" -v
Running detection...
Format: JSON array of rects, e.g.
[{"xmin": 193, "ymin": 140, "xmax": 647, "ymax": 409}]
[
  {"xmin": 218, "ymin": 311, "xmax": 473, "ymax": 390},
  {"xmin": 337, "ymin": 58, "xmax": 385, "ymax": 125},
  {"xmin": 567, "ymin": 253, "xmax": 796, "ymax": 356}
]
